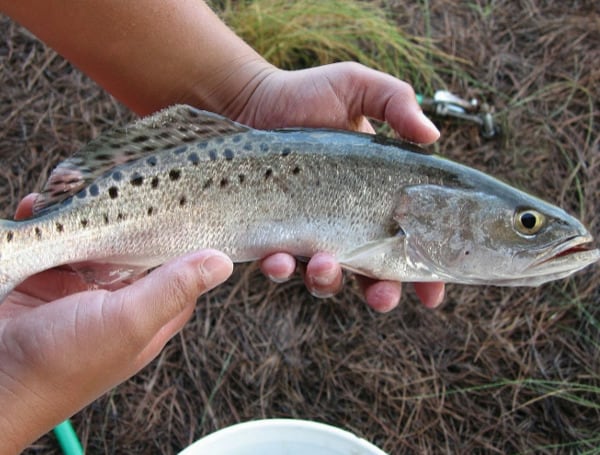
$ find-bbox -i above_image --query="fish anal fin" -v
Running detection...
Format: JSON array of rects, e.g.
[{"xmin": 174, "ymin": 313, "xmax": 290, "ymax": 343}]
[
  {"xmin": 68, "ymin": 260, "xmax": 157, "ymax": 286},
  {"xmin": 33, "ymin": 106, "xmax": 250, "ymax": 215}
]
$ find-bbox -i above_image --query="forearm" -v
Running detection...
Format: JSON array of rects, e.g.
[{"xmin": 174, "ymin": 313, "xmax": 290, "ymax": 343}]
[{"xmin": 1, "ymin": 0, "xmax": 274, "ymax": 115}]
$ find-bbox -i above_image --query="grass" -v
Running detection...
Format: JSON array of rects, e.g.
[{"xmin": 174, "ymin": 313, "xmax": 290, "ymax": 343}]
[{"xmin": 212, "ymin": 0, "xmax": 456, "ymax": 93}]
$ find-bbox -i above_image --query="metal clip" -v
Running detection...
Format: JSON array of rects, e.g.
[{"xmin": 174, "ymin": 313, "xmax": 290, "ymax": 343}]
[{"xmin": 419, "ymin": 90, "xmax": 500, "ymax": 139}]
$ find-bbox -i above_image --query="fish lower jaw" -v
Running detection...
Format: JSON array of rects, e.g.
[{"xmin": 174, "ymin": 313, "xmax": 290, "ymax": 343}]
[{"xmin": 530, "ymin": 234, "xmax": 599, "ymax": 269}]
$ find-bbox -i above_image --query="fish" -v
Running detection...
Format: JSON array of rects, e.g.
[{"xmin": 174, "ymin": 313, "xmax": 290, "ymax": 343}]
[{"xmin": 0, "ymin": 105, "xmax": 598, "ymax": 302}]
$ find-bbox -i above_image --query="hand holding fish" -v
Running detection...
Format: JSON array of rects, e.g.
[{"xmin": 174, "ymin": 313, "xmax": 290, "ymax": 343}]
[
  {"xmin": 0, "ymin": 197, "xmax": 233, "ymax": 454},
  {"xmin": 236, "ymin": 63, "xmax": 445, "ymax": 311}
]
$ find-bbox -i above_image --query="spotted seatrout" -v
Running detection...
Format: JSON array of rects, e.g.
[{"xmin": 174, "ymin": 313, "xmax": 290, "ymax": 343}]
[{"xmin": 0, "ymin": 105, "xmax": 598, "ymax": 301}]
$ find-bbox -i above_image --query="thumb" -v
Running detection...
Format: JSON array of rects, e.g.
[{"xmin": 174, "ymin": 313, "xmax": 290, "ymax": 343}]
[{"xmin": 108, "ymin": 249, "xmax": 233, "ymax": 368}]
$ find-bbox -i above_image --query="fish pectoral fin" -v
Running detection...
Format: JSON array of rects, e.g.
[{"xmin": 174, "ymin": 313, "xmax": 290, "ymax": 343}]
[
  {"xmin": 337, "ymin": 236, "xmax": 406, "ymax": 280},
  {"xmin": 33, "ymin": 105, "xmax": 250, "ymax": 216}
]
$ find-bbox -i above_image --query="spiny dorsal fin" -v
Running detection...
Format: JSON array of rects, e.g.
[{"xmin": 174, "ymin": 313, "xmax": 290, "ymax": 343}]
[{"xmin": 33, "ymin": 105, "xmax": 249, "ymax": 215}]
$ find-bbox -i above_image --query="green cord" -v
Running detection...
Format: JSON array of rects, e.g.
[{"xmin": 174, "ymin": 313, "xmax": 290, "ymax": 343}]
[{"xmin": 53, "ymin": 419, "xmax": 84, "ymax": 455}]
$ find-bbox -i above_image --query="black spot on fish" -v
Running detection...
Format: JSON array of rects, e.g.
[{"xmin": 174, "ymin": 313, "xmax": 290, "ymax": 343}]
[
  {"xmin": 182, "ymin": 136, "xmax": 196, "ymax": 143},
  {"xmin": 179, "ymin": 195, "xmax": 187, "ymax": 206},
  {"xmin": 109, "ymin": 186, "xmax": 119, "ymax": 199},
  {"xmin": 169, "ymin": 169, "xmax": 181, "ymax": 181},
  {"xmin": 177, "ymin": 126, "xmax": 189, "ymax": 133},
  {"xmin": 89, "ymin": 184, "xmax": 99, "ymax": 196},
  {"xmin": 209, "ymin": 150, "xmax": 217, "ymax": 161},
  {"xmin": 151, "ymin": 176, "xmax": 159, "ymax": 188},
  {"xmin": 292, "ymin": 166, "xmax": 301, "ymax": 175},
  {"xmin": 174, "ymin": 146, "xmax": 187, "ymax": 155},
  {"xmin": 147, "ymin": 207, "xmax": 154, "ymax": 216},
  {"xmin": 232, "ymin": 135, "xmax": 242, "ymax": 143},
  {"xmin": 117, "ymin": 212, "xmax": 125, "ymax": 221},
  {"xmin": 238, "ymin": 174, "xmax": 245, "ymax": 184},
  {"xmin": 142, "ymin": 145, "xmax": 156, "ymax": 152},
  {"xmin": 133, "ymin": 135, "xmax": 150, "ymax": 143},
  {"xmin": 220, "ymin": 177, "xmax": 229, "ymax": 188},
  {"xmin": 281, "ymin": 148, "xmax": 291, "ymax": 157},
  {"xmin": 265, "ymin": 168, "xmax": 273, "ymax": 179},
  {"xmin": 103, "ymin": 214, "xmax": 109, "ymax": 224},
  {"xmin": 80, "ymin": 218, "xmax": 88, "ymax": 227},
  {"xmin": 76, "ymin": 189, "xmax": 87, "ymax": 199},
  {"xmin": 215, "ymin": 138, "xmax": 225, "ymax": 145},
  {"xmin": 124, "ymin": 150, "xmax": 138, "ymax": 157},
  {"xmin": 112, "ymin": 171, "xmax": 122, "ymax": 181},
  {"xmin": 109, "ymin": 142, "xmax": 122, "ymax": 149},
  {"xmin": 243, "ymin": 142, "xmax": 253, "ymax": 151},
  {"xmin": 65, "ymin": 178, "xmax": 80, "ymax": 185},
  {"xmin": 260, "ymin": 143, "xmax": 269, "ymax": 152},
  {"xmin": 130, "ymin": 174, "xmax": 144, "ymax": 186},
  {"xmin": 197, "ymin": 142, "xmax": 208, "ymax": 149},
  {"xmin": 147, "ymin": 156, "xmax": 157, "ymax": 166},
  {"xmin": 187, "ymin": 109, "xmax": 199, "ymax": 118},
  {"xmin": 56, "ymin": 223, "xmax": 64, "ymax": 232},
  {"xmin": 158, "ymin": 132, "xmax": 171, "ymax": 139},
  {"xmin": 35, "ymin": 227, "xmax": 42, "ymax": 239},
  {"xmin": 96, "ymin": 153, "xmax": 112, "ymax": 161},
  {"xmin": 188, "ymin": 152, "xmax": 199, "ymax": 165},
  {"xmin": 203, "ymin": 178, "xmax": 213, "ymax": 190},
  {"xmin": 6, "ymin": 231, "xmax": 13, "ymax": 242},
  {"xmin": 224, "ymin": 149, "xmax": 234, "ymax": 160}
]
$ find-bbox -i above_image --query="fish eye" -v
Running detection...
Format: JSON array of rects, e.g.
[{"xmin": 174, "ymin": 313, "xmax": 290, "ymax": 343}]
[{"xmin": 514, "ymin": 209, "xmax": 545, "ymax": 235}]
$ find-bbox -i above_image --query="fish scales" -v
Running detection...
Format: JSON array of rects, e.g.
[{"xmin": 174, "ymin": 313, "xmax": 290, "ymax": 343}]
[{"xmin": 0, "ymin": 105, "xmax": 598, "ymax": 301}]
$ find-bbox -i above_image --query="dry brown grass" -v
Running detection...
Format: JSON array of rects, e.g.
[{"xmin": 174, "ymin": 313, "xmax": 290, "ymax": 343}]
[{"xmin": 1, "ymin": 0, "xmax": 599, "ymax": 453}]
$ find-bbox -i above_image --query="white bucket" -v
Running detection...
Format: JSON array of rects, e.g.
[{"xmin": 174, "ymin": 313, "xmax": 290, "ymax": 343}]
[{"xmin": 179, "ymin": 419, "xmax": 388, "ymax": 455}]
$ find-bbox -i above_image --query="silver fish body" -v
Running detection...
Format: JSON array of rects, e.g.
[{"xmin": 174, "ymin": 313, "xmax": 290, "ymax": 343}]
[{"xmin": 0, "ymin": 106, "xmax": 597, "ymax": 301}]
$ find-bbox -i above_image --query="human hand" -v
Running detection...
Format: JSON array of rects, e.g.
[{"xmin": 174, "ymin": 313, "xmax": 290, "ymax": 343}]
[
  {"xmin": 231, "ymin": 62, "xmax": 445, "ymax": 312},
  {"xmin": 0, "ymin": 196, "xmax": 233, "ymax": 453}
]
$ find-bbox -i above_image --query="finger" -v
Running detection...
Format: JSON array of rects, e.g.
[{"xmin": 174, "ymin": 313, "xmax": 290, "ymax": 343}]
[
  {"xmin": 414, "ymin": 282, "xmax": 445, "ymax": 308},
  {"xmin": 304, "ymin": 252, "xmax": 343, "ymax": 298},
  {"xmin": 341, "ymin": 63, "xmax": 440, "ymax": 144},
  {"xmin": 260, "ymin": 252, "xmax": 296, "ymax": 283},
  {"xmin": 357, "ymin": 276, "xmax": 401, "ymax": 313},
  {"xmin": 14, "ymin": 193, "xmax": 39, "ymax": 220}
]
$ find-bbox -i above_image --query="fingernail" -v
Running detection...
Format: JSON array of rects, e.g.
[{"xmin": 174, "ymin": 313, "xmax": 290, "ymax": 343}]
[
  {"xmin": 308, "ymin": 268, "xmax": 344, "ymax": 298},
  {"xmin": 199, "ymin": 252, "xmax": 233, "ymax": 285},
  {"xmin": 310, "ymin": 267, "xmax": 339, "ymax": 287},
  {"xmin": 266, "ymin": 273, "xmax": 291, "ymax": 284},
  {"xmin": 419, "ymin": 111, "xmax": 440, "ymax": 138},
  {"xmin": 432, "ymin": 287, "xmax": 445, "ymax": 307}
]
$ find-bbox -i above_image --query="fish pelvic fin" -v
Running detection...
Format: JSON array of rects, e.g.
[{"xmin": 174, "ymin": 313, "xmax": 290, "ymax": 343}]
[
  {"xmin": 33, "ymin": 105, "xmax": 251, "ymax": 215},
  {"xmin": 337, "ymin": 236, "xmax": 407, "ymax": 280}
]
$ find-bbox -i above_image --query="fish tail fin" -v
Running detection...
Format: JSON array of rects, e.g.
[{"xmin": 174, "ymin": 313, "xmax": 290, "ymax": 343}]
[{"xmin": 0, "ymin": 219, "xmax": 23, "ymax": 303}]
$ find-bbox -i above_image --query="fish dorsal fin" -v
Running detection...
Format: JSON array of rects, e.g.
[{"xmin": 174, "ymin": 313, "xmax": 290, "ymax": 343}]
[{"xmin": 33, "ymin": 105, "xmax": 249, "ymax": 215}]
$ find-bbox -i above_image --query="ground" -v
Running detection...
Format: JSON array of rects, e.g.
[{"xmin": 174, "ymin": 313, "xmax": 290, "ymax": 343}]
[{"xmin": 1, "ymin": 1, "xmax": 599, "ymax": 453}]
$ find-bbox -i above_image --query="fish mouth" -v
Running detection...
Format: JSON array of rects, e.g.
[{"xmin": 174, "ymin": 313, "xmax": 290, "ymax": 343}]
[{"xmin": 530, "ymin": 234, "xmax": 600, "ymax": 271}]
